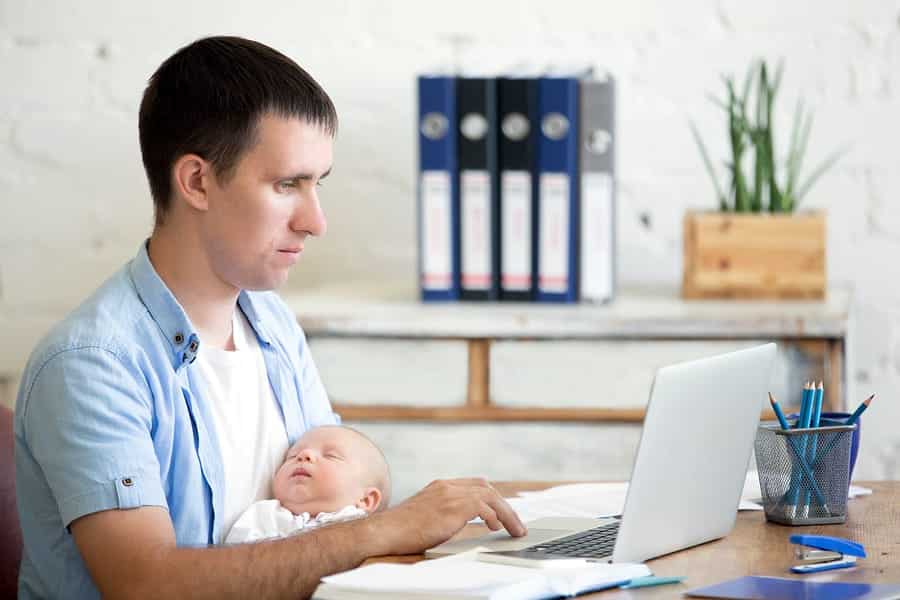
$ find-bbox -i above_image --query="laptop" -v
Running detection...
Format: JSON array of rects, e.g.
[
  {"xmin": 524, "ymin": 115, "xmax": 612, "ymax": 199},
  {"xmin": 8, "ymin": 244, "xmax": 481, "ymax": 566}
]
[{"xmin": 426, "ymin": 343, "xmax": 776, "ymax": 564}]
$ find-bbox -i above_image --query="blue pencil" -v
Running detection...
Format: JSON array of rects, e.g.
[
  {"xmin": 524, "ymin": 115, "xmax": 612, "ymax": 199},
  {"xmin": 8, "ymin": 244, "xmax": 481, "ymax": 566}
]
[
  {"xmin": 768, "ymin": 392, "xmax": 790, "ymax": 430},
  {"xmin": 846, "ymin": 394, "xmax": 874, "ymax": 426},
  {"xmin": 770, "ymin": 392, "xmax": 828, "ymax": 510},
  {"xmin": 787, "ymin": 383, "xmax": 813, "ymax": 508},
  {"xmin": 802, "ymin": 382, "xmax": 824, "ymax": 511}
]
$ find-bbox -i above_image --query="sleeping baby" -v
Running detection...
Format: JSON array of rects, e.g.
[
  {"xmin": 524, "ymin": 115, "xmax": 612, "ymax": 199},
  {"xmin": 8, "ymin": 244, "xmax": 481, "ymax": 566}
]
[{"xmin": 225, "ymin": 425, "xmax": 391, "ymax": 543}]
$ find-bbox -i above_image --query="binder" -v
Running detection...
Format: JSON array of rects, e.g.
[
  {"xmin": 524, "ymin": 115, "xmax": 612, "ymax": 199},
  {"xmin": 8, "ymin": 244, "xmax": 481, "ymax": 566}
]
[
  {"xmin": 579, "ymin": 75, "xmax": 616, "ymax": 303},
  {"xmin": 497, "ymin": 76, "xmax": 539, "ymax": 301},
  {"xmin": 535, "ymin": 76, "xmax": 580, "ymax": 302},
  {"xmin": 417, "ymin": 75, "xmax": 460, "ymax": 301},
  {"xmin": 457, "ymin": 77, "xmax": 500, "ymax": 301}
]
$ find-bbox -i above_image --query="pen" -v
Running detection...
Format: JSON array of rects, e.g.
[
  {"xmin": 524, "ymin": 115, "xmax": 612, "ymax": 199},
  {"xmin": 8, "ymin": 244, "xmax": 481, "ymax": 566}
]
[
  {"xmin": 620, "ymin": 575, "xmax": 686, "ymax": 589},
  {"xmin": 846, "ymin": 394, "xmax": 874, "ymax": 426}
]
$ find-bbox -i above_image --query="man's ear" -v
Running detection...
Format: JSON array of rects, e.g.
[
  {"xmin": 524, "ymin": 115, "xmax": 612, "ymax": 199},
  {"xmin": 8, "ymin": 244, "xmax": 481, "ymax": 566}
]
[
  {"xmin": 355, "ymin": 487, "xmax": 383, "ymax": 513},
  {"xmin": 171, "ymin": 153, "xmax": 212, "ymax": 212}
]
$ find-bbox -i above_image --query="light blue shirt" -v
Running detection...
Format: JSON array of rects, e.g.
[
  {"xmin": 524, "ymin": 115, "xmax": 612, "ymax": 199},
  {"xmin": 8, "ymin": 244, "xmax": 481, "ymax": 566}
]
[{"xmin": 14, "ymin": 242, "xmax": 338, "ymax": 599}]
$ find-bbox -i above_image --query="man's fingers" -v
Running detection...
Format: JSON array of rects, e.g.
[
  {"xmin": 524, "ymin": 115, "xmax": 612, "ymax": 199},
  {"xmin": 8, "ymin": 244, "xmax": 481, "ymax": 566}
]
[
  {"xmin": 478, "ymin": 489, "xmax": 527, "ymax": 537},
  {"xmin": 478, "ymin": 501, "xmax": 502, "ymax": 531}
]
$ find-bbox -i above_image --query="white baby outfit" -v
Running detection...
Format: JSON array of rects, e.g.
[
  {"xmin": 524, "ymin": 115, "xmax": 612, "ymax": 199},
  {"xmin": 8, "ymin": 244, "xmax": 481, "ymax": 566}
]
[{"xmin": 225, "ymin": 500, "xmax": 366, "ymax": 544}]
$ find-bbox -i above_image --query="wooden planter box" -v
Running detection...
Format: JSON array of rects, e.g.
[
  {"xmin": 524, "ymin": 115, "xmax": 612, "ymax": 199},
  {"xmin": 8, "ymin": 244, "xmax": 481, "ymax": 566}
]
[{"xmin": 682, "ymin": 211, "xmax": 826, "ymax": 299}]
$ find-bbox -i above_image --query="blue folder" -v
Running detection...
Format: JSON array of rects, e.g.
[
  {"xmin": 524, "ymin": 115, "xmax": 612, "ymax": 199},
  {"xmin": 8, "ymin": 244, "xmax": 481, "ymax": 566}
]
[
  {"xmin": 417, "ymin": 75, "xmax": 460, "ymax": 301},
  {"xmin": 535, "ymin": 76, "xmax": 579, "ymax": 303},
  {"xmin": 686, "ymin": 576, "xmax": 900, "ymax": 599}
]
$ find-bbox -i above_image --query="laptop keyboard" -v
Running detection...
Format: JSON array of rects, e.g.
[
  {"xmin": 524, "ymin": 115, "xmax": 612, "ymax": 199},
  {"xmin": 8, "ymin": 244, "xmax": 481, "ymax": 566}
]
[{"xmin": 521, "ymin": 521, "xmax": 620, "ymax": 559}]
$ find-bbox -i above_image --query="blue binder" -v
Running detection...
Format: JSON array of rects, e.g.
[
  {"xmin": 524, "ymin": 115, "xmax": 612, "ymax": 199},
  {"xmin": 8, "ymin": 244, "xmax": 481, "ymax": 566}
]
[
  {"xmin": 535, "ymin": 76, "xmax": 579, "ymax": 302},
  {"xmin": 417, "ymin": 75, "xmax": 460, "ymax": 301}
]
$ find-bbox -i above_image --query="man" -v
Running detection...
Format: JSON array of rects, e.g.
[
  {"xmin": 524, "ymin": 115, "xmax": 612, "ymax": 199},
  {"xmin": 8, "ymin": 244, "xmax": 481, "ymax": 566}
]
[{"xmin": 14, "ymin": 36, "xmax": 525, "ymax": 599}]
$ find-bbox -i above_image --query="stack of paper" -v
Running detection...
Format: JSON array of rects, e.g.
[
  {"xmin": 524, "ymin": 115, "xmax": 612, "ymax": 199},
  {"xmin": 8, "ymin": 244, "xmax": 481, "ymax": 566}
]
[
  {"xmin": 313, "ymin": 550, "xmax": 651, "ymax": 600},
  {"xmin": 481, "ymin": 475, "xmax": 874, "ymax": 523}
]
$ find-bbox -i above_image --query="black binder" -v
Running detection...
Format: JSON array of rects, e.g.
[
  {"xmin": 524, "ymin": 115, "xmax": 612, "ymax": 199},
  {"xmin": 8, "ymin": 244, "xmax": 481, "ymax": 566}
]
[
  {"xmin": 497, "ymin": 76, "xmax": 539, "ymax": 301},
  {"xmin": 457, "ymin": 77, "xmax": 499, "ymax": 301}
]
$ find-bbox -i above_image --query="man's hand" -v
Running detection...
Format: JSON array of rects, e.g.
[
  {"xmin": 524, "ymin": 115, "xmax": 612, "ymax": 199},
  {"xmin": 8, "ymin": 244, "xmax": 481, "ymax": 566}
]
[{"xmin": 366, "ymin": 478, "xmax": 527, "ymax": 556}]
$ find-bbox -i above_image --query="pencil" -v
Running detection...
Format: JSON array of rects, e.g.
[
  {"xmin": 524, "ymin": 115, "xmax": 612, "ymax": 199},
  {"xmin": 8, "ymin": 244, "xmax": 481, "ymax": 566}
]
[
  {"xmin": 846, "ymin": 394, "xmax": 875, "ymax": 426},
  {"xmin": 768, "ymin": 392, "xmax": 790, "ymax": 430},
  {"xmin": 770, "ymin": 391, "xmax": 829, "ymax": 510}
]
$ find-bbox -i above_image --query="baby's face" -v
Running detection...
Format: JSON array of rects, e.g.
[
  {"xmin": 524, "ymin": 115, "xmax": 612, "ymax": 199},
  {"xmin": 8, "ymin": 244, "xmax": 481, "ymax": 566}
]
[{"xmin": 272, "ymin": 426, "xmax": 379, "ymax": 516}]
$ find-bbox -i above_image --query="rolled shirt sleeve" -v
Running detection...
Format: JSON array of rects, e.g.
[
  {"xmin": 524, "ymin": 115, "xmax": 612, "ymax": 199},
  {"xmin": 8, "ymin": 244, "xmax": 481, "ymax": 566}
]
[{"xmin": 19, "ymin": 346, "xmax": 168, "ymax": 527}]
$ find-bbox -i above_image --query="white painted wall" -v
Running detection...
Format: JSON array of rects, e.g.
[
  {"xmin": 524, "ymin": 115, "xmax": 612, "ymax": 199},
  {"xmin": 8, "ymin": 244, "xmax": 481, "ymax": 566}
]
[{"xmin": 2, "ymin": 1, "xmax": 899, "ymax": 496}]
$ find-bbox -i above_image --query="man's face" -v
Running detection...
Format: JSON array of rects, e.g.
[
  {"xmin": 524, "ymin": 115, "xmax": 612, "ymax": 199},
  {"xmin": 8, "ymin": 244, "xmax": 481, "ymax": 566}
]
[
  {"xmin": 201, "ymin": 114, "xmax": 333, "ymax": 291},
  {"xmin": 272, "ymin": 427, "xmax": 377, "ymax": 516}
]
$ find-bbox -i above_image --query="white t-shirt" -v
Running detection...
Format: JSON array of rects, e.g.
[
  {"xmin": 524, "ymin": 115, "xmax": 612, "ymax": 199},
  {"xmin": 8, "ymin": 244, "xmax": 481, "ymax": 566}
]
[{"xmin": 193, "ymin": 309, "xmax": 290, "ymax": 542}]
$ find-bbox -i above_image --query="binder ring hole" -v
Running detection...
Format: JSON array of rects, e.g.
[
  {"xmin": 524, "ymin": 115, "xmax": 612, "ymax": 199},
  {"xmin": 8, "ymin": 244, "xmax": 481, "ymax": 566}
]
[{"xmin": 421, "ymin": 113, "xmax": 449, "ymax": 140}]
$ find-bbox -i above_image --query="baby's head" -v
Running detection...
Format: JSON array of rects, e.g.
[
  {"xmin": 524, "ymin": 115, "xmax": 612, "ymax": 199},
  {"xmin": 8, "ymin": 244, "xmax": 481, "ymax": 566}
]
[{"xmin": 272, "ymin": 425, "xmax": 391, "ymax": 517}]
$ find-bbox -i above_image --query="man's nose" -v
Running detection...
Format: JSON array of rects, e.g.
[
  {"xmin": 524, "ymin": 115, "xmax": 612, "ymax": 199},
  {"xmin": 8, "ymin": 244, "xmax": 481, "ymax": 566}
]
[{"xmin": 290, "ymin": 188, "xmax": 327, "ymax": 237}]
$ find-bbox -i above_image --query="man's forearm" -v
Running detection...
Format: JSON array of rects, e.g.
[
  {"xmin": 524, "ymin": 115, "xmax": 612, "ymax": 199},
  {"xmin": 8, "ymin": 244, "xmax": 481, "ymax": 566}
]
[{"xmin": 136, "ymin": 517, "xmax": 383, "ymax": 600}]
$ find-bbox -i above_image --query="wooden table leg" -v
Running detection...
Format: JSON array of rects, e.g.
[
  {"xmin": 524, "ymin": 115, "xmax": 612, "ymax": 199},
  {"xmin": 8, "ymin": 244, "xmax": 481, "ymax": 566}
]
[
  {"xmin": 825, "ymin": 338, "xmax": 845, "ymax": 412},
  {"xmin": 467, "ymin": 339, "xmax": 491, "ymax": 409}
]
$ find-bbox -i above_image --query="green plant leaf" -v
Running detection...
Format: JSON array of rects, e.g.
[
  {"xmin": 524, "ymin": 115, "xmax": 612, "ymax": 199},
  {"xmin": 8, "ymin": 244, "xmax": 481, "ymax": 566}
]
[
  {"xmin": 771, "ymin": 59, "xmax": 785, "ymax": 97},
  {"xmin": 794, "ymin": 145, "xmax": 850, "ymax": 204},
  {"xmin": 784, "ymin": 99, "xmax": 805, "ymax": 196},
  {"xmin": 689, "ymin": 119, "xmax": 728, "ymax": 209},
  {"xmin": 706, "ymin": 92, "xmax": 728, "ymax": 111}
]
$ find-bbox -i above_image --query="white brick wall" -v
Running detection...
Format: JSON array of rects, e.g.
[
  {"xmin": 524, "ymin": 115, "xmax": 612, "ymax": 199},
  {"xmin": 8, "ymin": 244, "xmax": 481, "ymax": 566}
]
[{"xmin": 2, "ymin": 1, "xmax": 899, "ymax": 488}]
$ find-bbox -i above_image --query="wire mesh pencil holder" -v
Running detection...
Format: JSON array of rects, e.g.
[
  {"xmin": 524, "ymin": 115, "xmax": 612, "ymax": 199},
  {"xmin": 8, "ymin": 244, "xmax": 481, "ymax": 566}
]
[{"xmin": 754, "ymin": 422, "xmax": 855, "ymax": 525}]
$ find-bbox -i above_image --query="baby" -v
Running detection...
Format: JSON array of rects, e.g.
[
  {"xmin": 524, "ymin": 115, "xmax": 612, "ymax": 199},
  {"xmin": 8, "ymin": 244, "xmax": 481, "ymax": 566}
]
[{"xmin": 225, "ymin": 425, "xmax": 391, "ymax": 544}]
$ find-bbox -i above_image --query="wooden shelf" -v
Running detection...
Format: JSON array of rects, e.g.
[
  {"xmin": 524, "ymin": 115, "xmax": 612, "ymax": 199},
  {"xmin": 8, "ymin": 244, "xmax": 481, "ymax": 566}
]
[
  {"xmin": 286, "ymin": 286, "xmax": 850, "ymax": 422},
  {"xmin": 333, "ymin": 405, "xmax": 787, "ymax": 424},
  {"xmin": 284, "ymin": 286, "xmax": 851, "ymax": 340}
]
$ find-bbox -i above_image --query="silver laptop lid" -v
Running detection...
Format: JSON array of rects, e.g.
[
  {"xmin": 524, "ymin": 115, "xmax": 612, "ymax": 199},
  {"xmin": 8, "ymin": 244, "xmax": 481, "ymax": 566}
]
[{"xmin": 611, "ymin": 343, "xmax": 776, "ymax": 563}]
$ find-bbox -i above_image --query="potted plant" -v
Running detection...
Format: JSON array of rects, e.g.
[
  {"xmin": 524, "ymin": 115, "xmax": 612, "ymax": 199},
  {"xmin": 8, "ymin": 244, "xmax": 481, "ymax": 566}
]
[{"xmin": 684, "ymin": 60, "xmax": 845, "ymax": 299}]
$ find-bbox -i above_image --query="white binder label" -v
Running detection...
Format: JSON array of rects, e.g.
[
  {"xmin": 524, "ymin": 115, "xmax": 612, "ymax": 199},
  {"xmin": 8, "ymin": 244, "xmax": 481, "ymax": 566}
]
[
  {"xmin": 581, "ymin": 173, "xmax": 614, "ymax": 301},
  {"xmin": 501, "ymin": 170, "xmax": 532, "ymax": 291},
  {"xmin": 420, "ymin": 170, "xmax": 452, "ymax": 290},
  {"xmin": 539, "ymin": 173, "xmax": 570, "ymax": 293},
  {"xmin": 461, "ymin": 170, "xmax": 491, "ymax": 290}
]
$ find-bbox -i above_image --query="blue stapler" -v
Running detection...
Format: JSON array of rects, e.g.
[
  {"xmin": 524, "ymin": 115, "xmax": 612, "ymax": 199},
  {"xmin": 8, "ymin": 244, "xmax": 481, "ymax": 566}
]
[{"xmin": 789, "ymin": 535, "xmax": 866, "ymax": 573}]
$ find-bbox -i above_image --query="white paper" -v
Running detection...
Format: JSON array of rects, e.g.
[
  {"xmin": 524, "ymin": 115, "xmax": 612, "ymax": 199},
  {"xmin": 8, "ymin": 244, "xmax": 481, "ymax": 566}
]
[
  {"xmin": 501, "ymin": 170, "xmax": 532, "ymax": 291},
  {"xmin": 474, "ymin": 475, "xmax": 872, "ymax": 527},
  {"xmin": 420, "ymin": 170, "xmax": 452, "ymax": 290},
  {"xmin": 538, "ymin": 173, "xmax": 569, "ymax": 293},
  {"xmin": 461, "ymin": 170, "xmax": 492, "ymax": 290},
  {"xmin": 321, "ymin": 554, "xmax": 649, "ymax": 598},
  {"xmin": 580, "ymin": 172, "xmax": 614, "ymax": 302},
  {"xmin": 322, "ymin": 559, "xmax": 546, "ymax": 595}
]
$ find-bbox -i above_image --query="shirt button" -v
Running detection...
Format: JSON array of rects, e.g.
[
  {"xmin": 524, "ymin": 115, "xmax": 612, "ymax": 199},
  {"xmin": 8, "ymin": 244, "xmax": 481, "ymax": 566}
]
[
  {"xmin": 174, "ymin": 333, "xmax": 184, "ymax": 344},
  {"xmin": 122, "ymin": 478, "xmax": 134, "ymax": 487}
]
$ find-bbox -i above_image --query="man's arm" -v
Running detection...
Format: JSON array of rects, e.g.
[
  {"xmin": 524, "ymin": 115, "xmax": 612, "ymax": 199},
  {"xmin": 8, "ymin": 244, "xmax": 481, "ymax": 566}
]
[{"xmin": 72, "ymin": 478, "xmax": 526, "ymax": 599}]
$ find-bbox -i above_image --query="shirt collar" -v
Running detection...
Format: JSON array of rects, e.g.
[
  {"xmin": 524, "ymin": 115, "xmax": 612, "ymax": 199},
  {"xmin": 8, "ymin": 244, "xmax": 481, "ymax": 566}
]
[
  {"xmin": 129, "ymin": 240, "xmax": 274, "ymax": 369},
  {"xmin": 129, "ymin": 240, "xmax": 200, "ymax": 371}
]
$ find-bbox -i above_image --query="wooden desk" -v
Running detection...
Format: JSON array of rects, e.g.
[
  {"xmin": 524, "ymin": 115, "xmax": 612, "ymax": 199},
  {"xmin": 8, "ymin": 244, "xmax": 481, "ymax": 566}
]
[{"xmin": 370, "ymin": 481, "xmax": 899, "ymax": 598}]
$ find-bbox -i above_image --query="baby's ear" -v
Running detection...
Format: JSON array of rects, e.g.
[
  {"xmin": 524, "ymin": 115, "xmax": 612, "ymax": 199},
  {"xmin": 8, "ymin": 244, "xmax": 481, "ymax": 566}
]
[{"xmin": 355, "ymin": 487, "xmax": 383, "ymax": 513}]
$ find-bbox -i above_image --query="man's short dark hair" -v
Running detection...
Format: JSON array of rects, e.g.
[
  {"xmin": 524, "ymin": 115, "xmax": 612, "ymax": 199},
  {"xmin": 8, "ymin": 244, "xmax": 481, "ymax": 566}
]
[{"xmin": 139, "ymin": 36, "xmax": 338, "ymax": 225}]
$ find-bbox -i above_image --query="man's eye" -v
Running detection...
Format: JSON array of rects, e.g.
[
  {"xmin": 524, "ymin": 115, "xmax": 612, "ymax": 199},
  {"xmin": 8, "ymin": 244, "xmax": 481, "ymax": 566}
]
[
  {"xmin": 325, "ymin": 453, "xmax": 341, "ymax": 460},
  {"xmin": 278, "ymin": 180, "xmax": 298, "ymax": 190}
]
